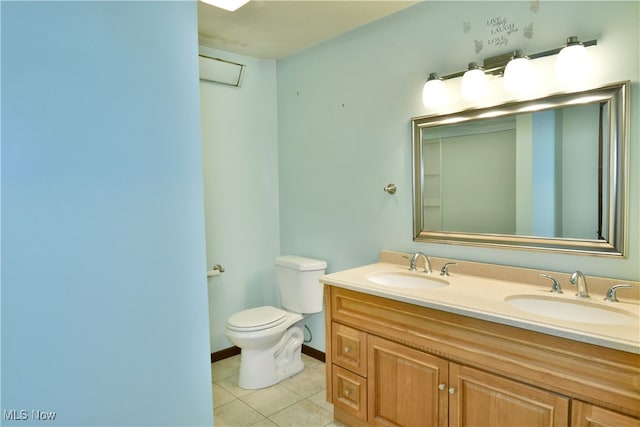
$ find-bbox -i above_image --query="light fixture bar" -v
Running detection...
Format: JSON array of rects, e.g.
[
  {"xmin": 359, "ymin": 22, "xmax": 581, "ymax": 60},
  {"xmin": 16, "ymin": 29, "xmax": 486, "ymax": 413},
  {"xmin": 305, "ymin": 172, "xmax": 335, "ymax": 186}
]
[
  {"xmin": 528, "ymin": 38, "xmax": 597, "ymax": 60},
  {"xmin": 437, "ymin": 39, "xmax": 597, "ymax": 81}
]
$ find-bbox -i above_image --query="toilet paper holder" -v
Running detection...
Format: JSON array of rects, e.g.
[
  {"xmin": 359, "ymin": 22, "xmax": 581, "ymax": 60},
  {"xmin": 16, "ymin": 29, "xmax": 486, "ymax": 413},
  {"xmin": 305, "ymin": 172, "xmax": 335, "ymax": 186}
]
[{"xmin": 207, "ymin": 264, "xmax": 225, "ymax": 277}]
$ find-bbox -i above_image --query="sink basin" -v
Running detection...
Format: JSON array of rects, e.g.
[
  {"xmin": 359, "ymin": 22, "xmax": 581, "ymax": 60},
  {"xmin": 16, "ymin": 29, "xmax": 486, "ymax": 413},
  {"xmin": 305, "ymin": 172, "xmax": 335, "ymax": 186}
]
[
  {"xmin": 505, "ymin": 295, "xmax": 638, "ymax": 325},
  {"xmin": 367, "ymin": 272, "xmax": 448, "ymax": 289}
]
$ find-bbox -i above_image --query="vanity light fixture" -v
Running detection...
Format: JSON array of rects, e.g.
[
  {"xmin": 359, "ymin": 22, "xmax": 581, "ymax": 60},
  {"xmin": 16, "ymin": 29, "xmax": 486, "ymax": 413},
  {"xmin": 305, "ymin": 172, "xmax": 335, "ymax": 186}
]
[
  {"xmin": 422, "ymin": 36, "xmax": 596, "ymax": 108},
  {"xmin": 200, "ymin": 0, "xmax": 250, "ymax": 12},
  {"xmin": 422, "ymin": 73, "xmax": 448, "ymax": 107},
  {"xmin": 503, "ymin": 50, "xmax": 536, "ymax": 96},
  {"xmin": 556, "ymin": 36, "xmax": 591, "ymax": 88},
  {"xmin": 461, "ymin": 62, "xmax": 489, "ymax": 101}
]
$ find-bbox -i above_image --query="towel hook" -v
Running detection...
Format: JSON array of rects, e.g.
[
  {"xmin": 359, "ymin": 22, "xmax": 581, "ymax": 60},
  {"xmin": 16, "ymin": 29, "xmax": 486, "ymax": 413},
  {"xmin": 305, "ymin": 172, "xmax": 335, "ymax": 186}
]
[{"xmin": 384, "ymin": 183, "xmax": 397, "ymax": 194}]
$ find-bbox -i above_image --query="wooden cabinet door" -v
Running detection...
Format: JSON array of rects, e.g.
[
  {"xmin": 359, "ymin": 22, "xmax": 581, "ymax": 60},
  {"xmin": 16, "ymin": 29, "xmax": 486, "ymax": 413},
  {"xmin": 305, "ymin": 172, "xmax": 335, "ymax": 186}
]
[
  {"xmin": 367, "ymin": 335, "xmax": 448, "ymax": 427},
  {"xmin": 571, "ymin": 400, "xmax": 640, "ymax": 427},
  {"xmin": 449, "ymin": 364, "xmax": 570, "ymax": 427}
]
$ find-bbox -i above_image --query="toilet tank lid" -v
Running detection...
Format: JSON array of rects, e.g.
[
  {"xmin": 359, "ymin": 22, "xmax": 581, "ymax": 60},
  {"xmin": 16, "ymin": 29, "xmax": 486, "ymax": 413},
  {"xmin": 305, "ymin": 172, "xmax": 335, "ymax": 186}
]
[{"xmin": 275, "ymin": 255, "xmax": 327, "ymax": 271}]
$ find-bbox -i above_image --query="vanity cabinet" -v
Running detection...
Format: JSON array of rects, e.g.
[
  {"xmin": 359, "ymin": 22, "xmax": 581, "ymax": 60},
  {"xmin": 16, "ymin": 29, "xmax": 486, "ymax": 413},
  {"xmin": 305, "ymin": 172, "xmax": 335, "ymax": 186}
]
[
  {"xmin": 324, "ymin": 286, "xmax": 640, "ymax": 427},
  {"xmin": 571, "ymin": 401, "xmax": 640, "ymax": 427},
  {"xmin": 335, "ymin": 329, "xmax": 569, "ymax": 427}
]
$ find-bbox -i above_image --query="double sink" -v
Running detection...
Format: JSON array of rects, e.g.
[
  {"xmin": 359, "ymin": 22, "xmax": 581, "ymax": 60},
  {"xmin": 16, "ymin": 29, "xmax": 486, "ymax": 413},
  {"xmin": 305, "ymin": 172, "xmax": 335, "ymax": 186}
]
[{"xmin": 366, "ymin": 271, "xmax": 638, "ymax": 326}]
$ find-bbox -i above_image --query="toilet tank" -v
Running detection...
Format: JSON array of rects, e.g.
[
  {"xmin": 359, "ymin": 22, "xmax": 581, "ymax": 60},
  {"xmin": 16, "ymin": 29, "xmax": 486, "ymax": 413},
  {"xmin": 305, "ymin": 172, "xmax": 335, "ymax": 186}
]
[{"xmin": 275, "ymin": 255, "xmax": 327, "ymax": 314}]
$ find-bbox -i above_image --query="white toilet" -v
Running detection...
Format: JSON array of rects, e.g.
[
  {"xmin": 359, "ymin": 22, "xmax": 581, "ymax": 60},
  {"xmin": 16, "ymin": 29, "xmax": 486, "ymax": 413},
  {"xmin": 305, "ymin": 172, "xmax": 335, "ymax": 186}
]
[{"xmin": 225, "ymin": 255, "xmax": 327, "ymax": 389}]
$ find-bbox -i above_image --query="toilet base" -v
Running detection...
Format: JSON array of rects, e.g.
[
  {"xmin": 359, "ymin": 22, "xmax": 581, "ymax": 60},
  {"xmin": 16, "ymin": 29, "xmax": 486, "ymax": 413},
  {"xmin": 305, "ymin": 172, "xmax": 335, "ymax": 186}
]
[{"xmin": 238, "ymin": 325, "xmax": 305, "ymax": 389}]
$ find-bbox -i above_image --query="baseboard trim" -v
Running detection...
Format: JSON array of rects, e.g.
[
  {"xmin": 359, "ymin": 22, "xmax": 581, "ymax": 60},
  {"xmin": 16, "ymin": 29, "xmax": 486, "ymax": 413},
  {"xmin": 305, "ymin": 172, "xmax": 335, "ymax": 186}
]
[
  {"xmin": 302, "ymin": 344, "xmax": 326, "ymax": 362},
  {"xmin": 210, "ymin": 344, "xmax": 325, "ymax": 363},
  {"xmin": 211, "ymin": 346, "xmax": 241, "ymax": 363}
]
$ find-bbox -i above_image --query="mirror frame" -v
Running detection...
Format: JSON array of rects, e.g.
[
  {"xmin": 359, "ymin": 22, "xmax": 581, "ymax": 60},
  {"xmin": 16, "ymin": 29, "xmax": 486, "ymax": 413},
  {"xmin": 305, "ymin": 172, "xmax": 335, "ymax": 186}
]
[{"xmin": 412, "ymin": 81, "xmax": 630, "ymax": 257}]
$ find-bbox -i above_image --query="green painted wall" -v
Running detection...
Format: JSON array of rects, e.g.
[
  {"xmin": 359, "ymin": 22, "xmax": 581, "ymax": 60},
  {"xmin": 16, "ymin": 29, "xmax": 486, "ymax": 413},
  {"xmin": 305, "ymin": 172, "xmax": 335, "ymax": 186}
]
[{"xmin": 277, "ymin": 1, "xmax": 639, "ymax": 351}]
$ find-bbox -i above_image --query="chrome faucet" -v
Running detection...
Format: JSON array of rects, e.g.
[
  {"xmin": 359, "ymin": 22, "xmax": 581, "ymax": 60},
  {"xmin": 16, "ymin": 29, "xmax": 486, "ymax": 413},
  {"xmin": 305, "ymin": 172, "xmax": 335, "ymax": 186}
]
[
  {"xmin": 409, "ymin": 252, "xmax": 432, "ymax": 274},
  {"xmin": 570, "ymin": 271, "xmax": 589, "ymax": 298}
]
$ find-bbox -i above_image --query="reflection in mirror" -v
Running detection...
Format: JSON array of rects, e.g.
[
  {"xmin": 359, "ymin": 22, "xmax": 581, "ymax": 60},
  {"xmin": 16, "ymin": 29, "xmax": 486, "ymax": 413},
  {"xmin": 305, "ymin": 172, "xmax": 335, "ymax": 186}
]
[{"xmin": 412, "ymin": 82, "xmax": 629, "ymax": 256}]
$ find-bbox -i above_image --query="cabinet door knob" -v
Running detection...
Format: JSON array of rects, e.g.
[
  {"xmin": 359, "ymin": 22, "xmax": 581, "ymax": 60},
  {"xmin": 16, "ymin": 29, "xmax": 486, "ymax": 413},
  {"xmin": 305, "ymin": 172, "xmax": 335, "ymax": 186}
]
[
  {"xmin": 438, "ymin": 383, "xmax": 446, "ymax": 390},
  {"xmin": 344, "ymin": 345, "xmax": 351, "ymax": 353},
  {"xmin": 449, "ymin": 387, "xmax": 456, "ymax": 394},
  {"xmin": 344, "ymin": 388, "xmax": 351, "ymax": 396}
]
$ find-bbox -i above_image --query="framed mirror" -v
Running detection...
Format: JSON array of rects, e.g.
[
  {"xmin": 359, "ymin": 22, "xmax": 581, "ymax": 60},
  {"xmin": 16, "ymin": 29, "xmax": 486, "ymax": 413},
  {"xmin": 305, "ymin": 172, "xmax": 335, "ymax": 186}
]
[{"xmin": 412, "ymin": 81, "xmax": 630, "ymax": 256}]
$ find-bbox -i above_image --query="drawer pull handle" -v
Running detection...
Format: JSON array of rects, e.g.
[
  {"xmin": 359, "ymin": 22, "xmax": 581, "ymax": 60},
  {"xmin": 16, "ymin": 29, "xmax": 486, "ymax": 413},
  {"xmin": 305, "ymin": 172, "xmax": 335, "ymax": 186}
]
[
  {"xmin": 449, "ymin": 387, "xmax": 456, "ymax": 394},
  {"xmin": 344, "ymin": 388, "xmax": 351, "ymax": 396},
  {"xmin": 344, "ymin": 346, "xmax": 351, "ymax": 353},
  {"xmin": 438, "ymin": 383, "xmax": 446, "ymax": 390}
]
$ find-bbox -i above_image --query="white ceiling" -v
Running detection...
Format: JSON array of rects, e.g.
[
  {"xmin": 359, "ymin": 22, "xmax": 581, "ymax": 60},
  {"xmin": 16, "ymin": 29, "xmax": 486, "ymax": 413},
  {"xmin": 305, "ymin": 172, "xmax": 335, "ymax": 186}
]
[{"xmin": 198, "ymin": 0, "xmax": 418, "ymax": 60}]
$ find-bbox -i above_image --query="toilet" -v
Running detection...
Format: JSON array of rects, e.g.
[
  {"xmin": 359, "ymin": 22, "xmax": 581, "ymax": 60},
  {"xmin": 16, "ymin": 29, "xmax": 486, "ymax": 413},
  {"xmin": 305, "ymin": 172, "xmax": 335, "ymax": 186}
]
[{"xmin": 225, "ymin": 255, "xmax": 327, "ymax": 389}]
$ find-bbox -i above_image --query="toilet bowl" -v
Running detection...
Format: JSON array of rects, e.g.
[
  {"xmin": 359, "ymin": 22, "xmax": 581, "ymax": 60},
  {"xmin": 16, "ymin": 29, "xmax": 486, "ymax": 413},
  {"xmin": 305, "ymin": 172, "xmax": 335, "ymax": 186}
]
[
  {"xmin": 225, "ymin": 255, "xmax": 327, "ymax": 390},
  {"xmin": 226, "ymin": 306, "xmax": 305, "ymax": 389}
]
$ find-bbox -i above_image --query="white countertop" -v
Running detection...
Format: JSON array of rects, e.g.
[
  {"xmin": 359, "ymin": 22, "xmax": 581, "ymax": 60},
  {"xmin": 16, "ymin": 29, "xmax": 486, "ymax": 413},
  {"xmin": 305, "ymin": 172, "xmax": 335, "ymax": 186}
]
[{"xmin": 321, "ymin": 262, "xmax": 640, "ymax": 354}]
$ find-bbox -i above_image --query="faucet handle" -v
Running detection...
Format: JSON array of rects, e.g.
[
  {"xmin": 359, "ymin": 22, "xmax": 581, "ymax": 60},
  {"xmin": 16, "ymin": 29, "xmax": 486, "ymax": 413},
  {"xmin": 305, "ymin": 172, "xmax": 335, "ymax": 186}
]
[
  {"xmin": 538, "ymin": 274, "xmax": 562, "ymax": 294},
  {"xmin": 440, "ymin": 263, "xmax": 457, "ymax": 276},
  {"xmin": 604, "ymin": 284, "xmax": 635, "ymax": 302}
]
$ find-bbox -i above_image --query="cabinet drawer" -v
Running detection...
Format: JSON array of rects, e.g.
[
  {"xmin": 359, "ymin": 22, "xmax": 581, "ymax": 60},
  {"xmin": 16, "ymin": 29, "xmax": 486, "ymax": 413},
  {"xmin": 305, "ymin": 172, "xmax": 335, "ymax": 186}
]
[
  {"xmin": 333, "ymin": 365, "xmax": 367, "ymax": 421},
  {"xmin": 332, "ymin": 322, "xmax": 367, "ymax": 376}
]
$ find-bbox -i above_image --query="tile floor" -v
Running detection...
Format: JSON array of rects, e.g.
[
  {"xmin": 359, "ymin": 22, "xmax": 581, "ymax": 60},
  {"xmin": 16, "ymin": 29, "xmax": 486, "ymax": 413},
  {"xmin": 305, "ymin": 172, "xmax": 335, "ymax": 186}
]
[{"xmin": 211, "ymin": 354, "xmax": 345, "ymax": 427}]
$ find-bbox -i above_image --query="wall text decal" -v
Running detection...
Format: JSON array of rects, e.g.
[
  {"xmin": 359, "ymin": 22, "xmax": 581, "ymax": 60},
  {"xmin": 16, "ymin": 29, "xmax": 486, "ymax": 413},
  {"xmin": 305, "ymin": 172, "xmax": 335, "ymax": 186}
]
[
  {"xmin": 486, "ymin": 16, "xmax": 519, "ymax": 48},
  {"xmin": 462, "ymin": 2, "xmax": 540, "ymax": 55}
]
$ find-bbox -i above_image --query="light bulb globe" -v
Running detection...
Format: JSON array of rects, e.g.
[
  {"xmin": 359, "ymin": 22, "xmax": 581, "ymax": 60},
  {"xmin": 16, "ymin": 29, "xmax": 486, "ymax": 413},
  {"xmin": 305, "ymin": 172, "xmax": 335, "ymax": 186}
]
[
  {"xmin": 504, "ymin": 56, "xmax": 535, "ymax": 96},
  {"xmin": 556, "ymin": 39, "xmax": 591, "ymax": 88},
  {"xmin": 461, "ymin": 66, "xmax": 488, "ymax": 101},
  {"xmin": 422, "ymin": 77, "xmax": 448, "ymax": 108}
]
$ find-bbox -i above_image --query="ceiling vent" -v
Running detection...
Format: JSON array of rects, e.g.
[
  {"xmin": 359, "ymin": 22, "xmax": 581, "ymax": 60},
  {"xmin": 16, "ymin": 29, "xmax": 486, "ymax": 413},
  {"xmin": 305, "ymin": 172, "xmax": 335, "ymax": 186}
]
[{"xmin": 198, "ymin": 54, "xmax": 245, "ymax": 87}]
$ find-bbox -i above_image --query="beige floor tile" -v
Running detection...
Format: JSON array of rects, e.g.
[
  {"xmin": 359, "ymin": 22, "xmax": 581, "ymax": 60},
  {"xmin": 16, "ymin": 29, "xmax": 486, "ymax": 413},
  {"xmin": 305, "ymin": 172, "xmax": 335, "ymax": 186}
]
[
  {"xmin": 213, "ymin": 354, "xmax": 339, "ymax": 427},
  {"xmin": 249, "ymin": 419, "xmax": 278, "ymax": 427},
  {"xmin": 301, "ymin": 353, "xmax": 325, "ymax": 370},
  {"xmin": 217, "ymin": 374, "xmax": 255, "ymax": 399},
  {"xmin": 280, "ymin": 364, "xmax": 326, "ymax": 398},
  {"xmin": 307, "ymin": 390, "xmax": 333, "ymax": 414},
  {"xmin": 214, "ymin": 399, "xmax": 266, "ymax": 427},
  {"xmin": 268, "ymin": 399, "xmax": 334, "ymax": 427},
  {"xmin": 211, "ymin": 355, "xmax": 241, "ymax": 382},
  {"xmin": 213, "ymin": 383, "xmax": 236, "ymax": 409},
  {"xmin": 242, "ymin": 383, "xmax": 303, "ymax": 417}
]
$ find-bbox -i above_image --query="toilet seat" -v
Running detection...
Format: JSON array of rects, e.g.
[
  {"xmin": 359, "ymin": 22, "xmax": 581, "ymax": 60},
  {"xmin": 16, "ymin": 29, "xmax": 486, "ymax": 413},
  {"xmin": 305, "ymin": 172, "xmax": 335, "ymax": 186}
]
[{"xmin": 226, "ymin": 306, "xmax": 288, "ymax": 332}]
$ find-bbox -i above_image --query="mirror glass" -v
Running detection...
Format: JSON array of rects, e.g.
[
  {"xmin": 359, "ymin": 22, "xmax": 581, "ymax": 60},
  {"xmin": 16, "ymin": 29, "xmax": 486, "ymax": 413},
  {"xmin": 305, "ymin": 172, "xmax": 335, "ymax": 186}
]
[{"xmin": 412, "ymin": 82, "xmax": 629, "ymax": 256}]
